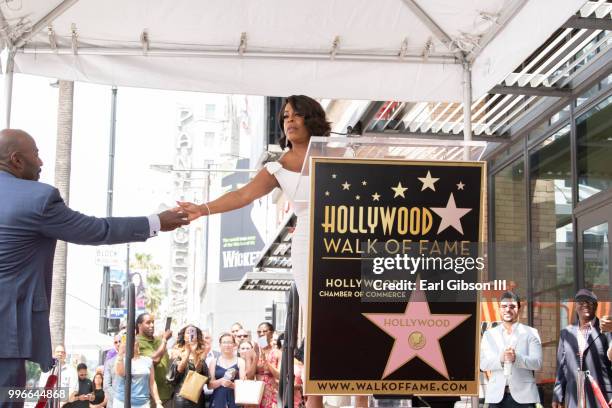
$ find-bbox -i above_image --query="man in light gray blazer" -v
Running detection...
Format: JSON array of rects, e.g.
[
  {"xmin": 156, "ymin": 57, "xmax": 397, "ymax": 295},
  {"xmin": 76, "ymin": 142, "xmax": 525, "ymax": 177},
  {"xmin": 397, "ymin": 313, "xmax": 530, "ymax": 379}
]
[
  {"xmin": 0, "ymin": 129, "xmax": 189, "ymax": 399},
  {"xmin": 480, "ymin": 291, "xmax": 542, "ymax": 407}
]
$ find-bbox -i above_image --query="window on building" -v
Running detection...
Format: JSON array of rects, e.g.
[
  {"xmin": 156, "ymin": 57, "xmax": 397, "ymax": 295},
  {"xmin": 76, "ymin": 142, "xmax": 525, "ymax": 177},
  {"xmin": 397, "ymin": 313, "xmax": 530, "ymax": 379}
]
[
  {"xmin": 576, "ymin": 83, "xmax": 600, "ymax": 107},
  {"xmin": 205, "ymin": 104, "xmax": 216, "ymax": 120},
  {"xmin": 267, "ymin": 97, "xmax": 283, "ymax": 145},
  {"xmin": 576, "ymin": 95, "xmax": 612, "ymax": 201},
  {"xmin": 529, "ymin": 127, "xmax": 573, "ymax": 382},
  {"xmin": 583, "ymin": 222, "xmax": 609, "ymax": 291},
  {"xmin": 493, "ymin": 158, "xmax": 527, "ymax": 293},
  {"xmin": 528, "ymin": 105, "xmax": 570, "ymax": 142},
  {"xmin": 204, "ymin": 132, "xmax": 215, "ymax": 146}
]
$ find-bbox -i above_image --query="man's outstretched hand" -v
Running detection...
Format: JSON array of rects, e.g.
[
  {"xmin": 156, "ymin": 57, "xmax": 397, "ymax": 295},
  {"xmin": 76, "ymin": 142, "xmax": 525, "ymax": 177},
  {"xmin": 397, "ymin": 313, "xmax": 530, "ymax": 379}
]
[{"xmin": 158, "ymin": 209, "xmax": 190, "ymax": 231}]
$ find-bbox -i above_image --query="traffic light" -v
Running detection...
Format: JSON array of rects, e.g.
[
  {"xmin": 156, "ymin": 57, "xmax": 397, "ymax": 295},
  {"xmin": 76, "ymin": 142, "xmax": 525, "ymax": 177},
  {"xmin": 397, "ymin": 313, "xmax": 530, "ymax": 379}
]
[{"xmin": 107, "ymin": 282, "xmax": 123, "ymax": 332}]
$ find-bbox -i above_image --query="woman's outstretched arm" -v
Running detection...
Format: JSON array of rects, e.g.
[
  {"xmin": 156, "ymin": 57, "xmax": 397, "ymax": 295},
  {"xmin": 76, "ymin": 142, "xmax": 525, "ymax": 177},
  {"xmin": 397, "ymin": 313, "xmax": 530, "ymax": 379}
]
[{"xmin": 178, "ymin": 168, "xmax": 279, "ymax": 220}]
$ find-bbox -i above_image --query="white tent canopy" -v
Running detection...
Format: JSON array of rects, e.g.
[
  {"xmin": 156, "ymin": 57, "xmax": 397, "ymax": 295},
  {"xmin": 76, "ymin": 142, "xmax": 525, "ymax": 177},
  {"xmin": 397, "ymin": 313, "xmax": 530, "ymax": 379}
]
[
  {"xmin": 0, "ymin": 0, "xmax": 585, "ymax": 103},
  {"xmin": 65, "ymin": 325, "xmax": 114, "ymax": 350}
]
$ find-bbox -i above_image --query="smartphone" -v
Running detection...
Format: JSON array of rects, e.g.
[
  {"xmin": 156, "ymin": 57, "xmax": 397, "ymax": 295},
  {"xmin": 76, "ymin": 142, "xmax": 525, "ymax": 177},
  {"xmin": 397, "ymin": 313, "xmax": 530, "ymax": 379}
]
[
  {"xmin": 186, "ymin": 326, "xmax": 196, "ymax": 342},
  {"xmin": 165, "ymin": 316, "xmax": 172, "ymax": 331}
]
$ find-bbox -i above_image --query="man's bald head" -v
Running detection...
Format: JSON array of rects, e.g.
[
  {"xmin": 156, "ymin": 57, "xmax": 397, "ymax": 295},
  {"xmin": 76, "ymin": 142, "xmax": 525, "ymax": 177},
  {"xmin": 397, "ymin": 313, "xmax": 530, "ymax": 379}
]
[{"xmin": 0, "ymin": 129, "xmax": 42, "ymax": 180}]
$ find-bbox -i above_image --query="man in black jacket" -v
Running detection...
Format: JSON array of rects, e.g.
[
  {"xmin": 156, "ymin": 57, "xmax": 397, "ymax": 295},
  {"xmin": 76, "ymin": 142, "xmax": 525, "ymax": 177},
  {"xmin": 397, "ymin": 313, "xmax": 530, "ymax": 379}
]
[{"xmin": 553, "ymin": 289, "xmax": 612, "ymax": 408}]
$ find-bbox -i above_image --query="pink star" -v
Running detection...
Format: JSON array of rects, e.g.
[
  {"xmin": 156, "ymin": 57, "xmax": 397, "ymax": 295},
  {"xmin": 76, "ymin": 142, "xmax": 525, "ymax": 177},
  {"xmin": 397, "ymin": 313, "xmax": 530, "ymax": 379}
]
[
  {"xmin": 363, "ymin": 286, "xmax": 470, "ymax": 379},
  {"xmin": 430, "ymin": 193, "xmax": 472, "ymax": 235}
]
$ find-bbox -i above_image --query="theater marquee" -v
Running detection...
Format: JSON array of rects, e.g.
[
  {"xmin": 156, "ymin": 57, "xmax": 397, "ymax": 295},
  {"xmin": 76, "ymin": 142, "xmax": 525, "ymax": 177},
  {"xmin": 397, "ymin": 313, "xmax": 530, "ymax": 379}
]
[{"xmin": 305, "ymin": 158, "xmax": 485, "ymax": 396}]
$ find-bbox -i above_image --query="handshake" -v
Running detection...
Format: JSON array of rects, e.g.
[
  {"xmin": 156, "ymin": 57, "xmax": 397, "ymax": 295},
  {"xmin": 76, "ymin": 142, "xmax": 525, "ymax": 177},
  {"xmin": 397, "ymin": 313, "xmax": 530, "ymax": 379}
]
[
  {"xmin": 158, "ymin": 201, "xmax": 204, "ymax": 232},
  {"xmin": 156, "ymin": 201, "xmax": 205, "ymax": 232},
  {"xmin": 157, "ymin": 207, "xmax": 190, "ymax": 232}
]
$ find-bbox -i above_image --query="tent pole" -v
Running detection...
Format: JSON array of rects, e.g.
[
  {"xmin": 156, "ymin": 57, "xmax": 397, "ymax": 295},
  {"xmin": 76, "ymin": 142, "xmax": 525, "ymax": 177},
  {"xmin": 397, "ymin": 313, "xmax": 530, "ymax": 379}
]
[
  {"xmin": 462, "ymin": 60, "xmax": 472, "ymax": 160},
  {"xmin": 3, "ymin": 50, "xmax": 15, "ymax": 129}
]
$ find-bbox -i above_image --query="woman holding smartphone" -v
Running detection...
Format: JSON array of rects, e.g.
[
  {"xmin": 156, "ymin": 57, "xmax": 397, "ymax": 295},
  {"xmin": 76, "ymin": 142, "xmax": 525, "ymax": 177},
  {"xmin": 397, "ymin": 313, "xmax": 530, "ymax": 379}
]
[
  {"xmin": 168, "ymin": 325, "xmax": 210, "ymax": 408},
  {"xmin": 209, "ymin": 333, "xmax": 246, "ymax": 408},
  {"xmin": 114, "ymin": 338, "xmax": 162, "ymax": 408}
]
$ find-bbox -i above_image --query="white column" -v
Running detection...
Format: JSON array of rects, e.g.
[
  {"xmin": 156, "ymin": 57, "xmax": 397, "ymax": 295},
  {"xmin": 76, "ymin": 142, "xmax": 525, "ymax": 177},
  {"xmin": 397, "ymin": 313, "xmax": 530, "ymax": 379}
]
[
  {"xmin": 2, "ymin": 50, "xmax": 15, "ymax": 129},
  {"xmin": 462, "ymin": 61, "xmax": 473, "ymax": 160}
]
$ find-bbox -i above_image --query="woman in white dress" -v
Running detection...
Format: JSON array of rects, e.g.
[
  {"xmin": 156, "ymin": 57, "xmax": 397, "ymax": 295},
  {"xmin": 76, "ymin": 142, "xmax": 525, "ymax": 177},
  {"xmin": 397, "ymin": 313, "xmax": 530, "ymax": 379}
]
[{"xmin": 177, "ymin": 95, "xmax": 367, "ymax": 408}]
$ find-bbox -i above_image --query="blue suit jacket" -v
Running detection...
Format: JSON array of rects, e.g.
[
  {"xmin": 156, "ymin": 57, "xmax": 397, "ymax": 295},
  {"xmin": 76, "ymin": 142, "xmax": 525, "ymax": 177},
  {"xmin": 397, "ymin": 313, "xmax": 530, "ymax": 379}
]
[{"xmin": 0, "ymin": 170, "xmax": 150, "ymax": 371}]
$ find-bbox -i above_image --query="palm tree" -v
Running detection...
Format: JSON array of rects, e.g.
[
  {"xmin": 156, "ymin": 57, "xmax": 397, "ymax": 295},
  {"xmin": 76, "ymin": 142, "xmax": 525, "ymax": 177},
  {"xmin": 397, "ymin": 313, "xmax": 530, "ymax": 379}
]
[{"xmin": 49, "ymin": 80, "xmax": 74, "ymax": 348}]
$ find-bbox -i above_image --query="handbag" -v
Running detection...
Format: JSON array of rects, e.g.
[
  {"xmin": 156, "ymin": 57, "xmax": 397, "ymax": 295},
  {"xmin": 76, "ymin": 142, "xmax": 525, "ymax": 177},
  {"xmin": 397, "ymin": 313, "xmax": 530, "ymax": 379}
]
[
  {"xmin": 178, "ymin": 370, "xmax": 208, "ymax": 403},
  {"xmin": 234, "ymin": 380, "xmax": 265, "ymax": 405}
]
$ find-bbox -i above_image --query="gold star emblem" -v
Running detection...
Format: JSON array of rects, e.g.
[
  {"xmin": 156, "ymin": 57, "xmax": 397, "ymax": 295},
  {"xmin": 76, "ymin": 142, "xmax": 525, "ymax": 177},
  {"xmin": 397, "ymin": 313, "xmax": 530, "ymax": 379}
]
[
  {"xmin": 355, "ymin": 195, "xmax": 361, "ymax": 200},
  {"xmin": 418, "ymin": 171, "xmax": 439, "ymax": 192},
  {"xmin": 372, "ymin": 192, "xmax": 381, "ymax": 201},
  {"xmin": 342, "ymin": 181, "xmax": 351, "ymax": 190},
  {"xmin": 457, "ymin": 181, "xmax": 465, "ymax": 190},
  {"xmin": 362, "ymin": 180, "xmax": 367, "ymax": 186},
  {"xmin": 391, "ymin": 182, "xmax": 408, "ymax": 198},
  {"xmin": 325, "ymin": 191, "xmax": 330, "ymax": 196},
  {"xmin": 408, "ymin": 331, "xmax": 426, "ymax": 350}
]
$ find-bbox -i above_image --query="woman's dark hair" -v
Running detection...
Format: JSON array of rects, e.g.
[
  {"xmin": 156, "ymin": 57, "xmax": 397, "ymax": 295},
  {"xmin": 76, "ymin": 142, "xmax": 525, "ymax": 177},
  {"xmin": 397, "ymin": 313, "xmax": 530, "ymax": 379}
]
[
  {"xmin": 277, "ymin": 95, "xmax": 331, "ymax": 149},
  {"xmin": 275, "ymin": 332, "xmax": 285, "ymax": 349},
  {"xmin": 130, "ymin": 272, "xmax": 145, "ymax": 293},
  {"xmin": 295, "ymin": 340, "xmax": 304, "ymax": 363},
  {"xmin": 258, "ymin": 321, "xmax": 274, "ymax": 332},
  {"xmin": 93, "ymin": 373, "xmax": 104, "ymax": 389},
  {"xmin": 176, "ymin": 325, "xmax": 204, "ymax": 350}
]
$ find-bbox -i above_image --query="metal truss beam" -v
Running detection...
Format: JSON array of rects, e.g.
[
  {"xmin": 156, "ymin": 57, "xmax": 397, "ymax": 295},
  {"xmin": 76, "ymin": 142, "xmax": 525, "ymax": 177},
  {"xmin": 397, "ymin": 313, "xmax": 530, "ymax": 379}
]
[
  {"xmin": 19, "ymin": 45, "xmax": 459, "ymax": 64},
  {"xmin": 562, "ymin": 15, "xmax": 612, "ymax": 30},
  {"xmin": 490, "ymin": 84, "xmax": 572, "ymax": 97},
  {"xmin": 0, "ymin": 8, "xmax": 13, "ymax": 49},
  {"xmin": 467, "ymin": 0, "xmax": 528, "ymax": 62},
  {"xmin": 14, "ymin": 0, "xmax": 80, "ymax": 48},
  {"xmin": 400, "ymin": 0, "xmax": 463, "ymax": 60},
  {"xmin": 363, "ymin": 130, "xmax": 509, "ymax": 143},
  {"xmin": 496, "ymin": 46, "xmax": 612, "ymax": 142}
]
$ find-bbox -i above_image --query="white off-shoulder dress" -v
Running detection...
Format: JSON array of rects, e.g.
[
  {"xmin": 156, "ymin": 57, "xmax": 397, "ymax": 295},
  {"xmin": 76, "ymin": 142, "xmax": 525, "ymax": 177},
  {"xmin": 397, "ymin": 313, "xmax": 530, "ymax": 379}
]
[{"xmin": 264, "ymin": 161, "xmax": 310, "ymax": 320}]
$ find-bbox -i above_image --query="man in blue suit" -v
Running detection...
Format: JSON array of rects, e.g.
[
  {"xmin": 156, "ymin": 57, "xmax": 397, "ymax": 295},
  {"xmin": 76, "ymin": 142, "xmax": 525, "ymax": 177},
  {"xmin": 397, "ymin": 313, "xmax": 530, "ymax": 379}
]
[{"xmin": 0, "ymin": 129, "xmax": 190, "ymax": 395}]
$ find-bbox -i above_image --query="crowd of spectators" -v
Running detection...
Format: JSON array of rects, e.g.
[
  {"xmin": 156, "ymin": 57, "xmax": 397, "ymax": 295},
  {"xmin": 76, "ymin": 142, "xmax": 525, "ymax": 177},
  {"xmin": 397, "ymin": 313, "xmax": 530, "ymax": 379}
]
[{"xmin": 40, "ymin": 314, "xmax": 301, "ymax": 408}]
